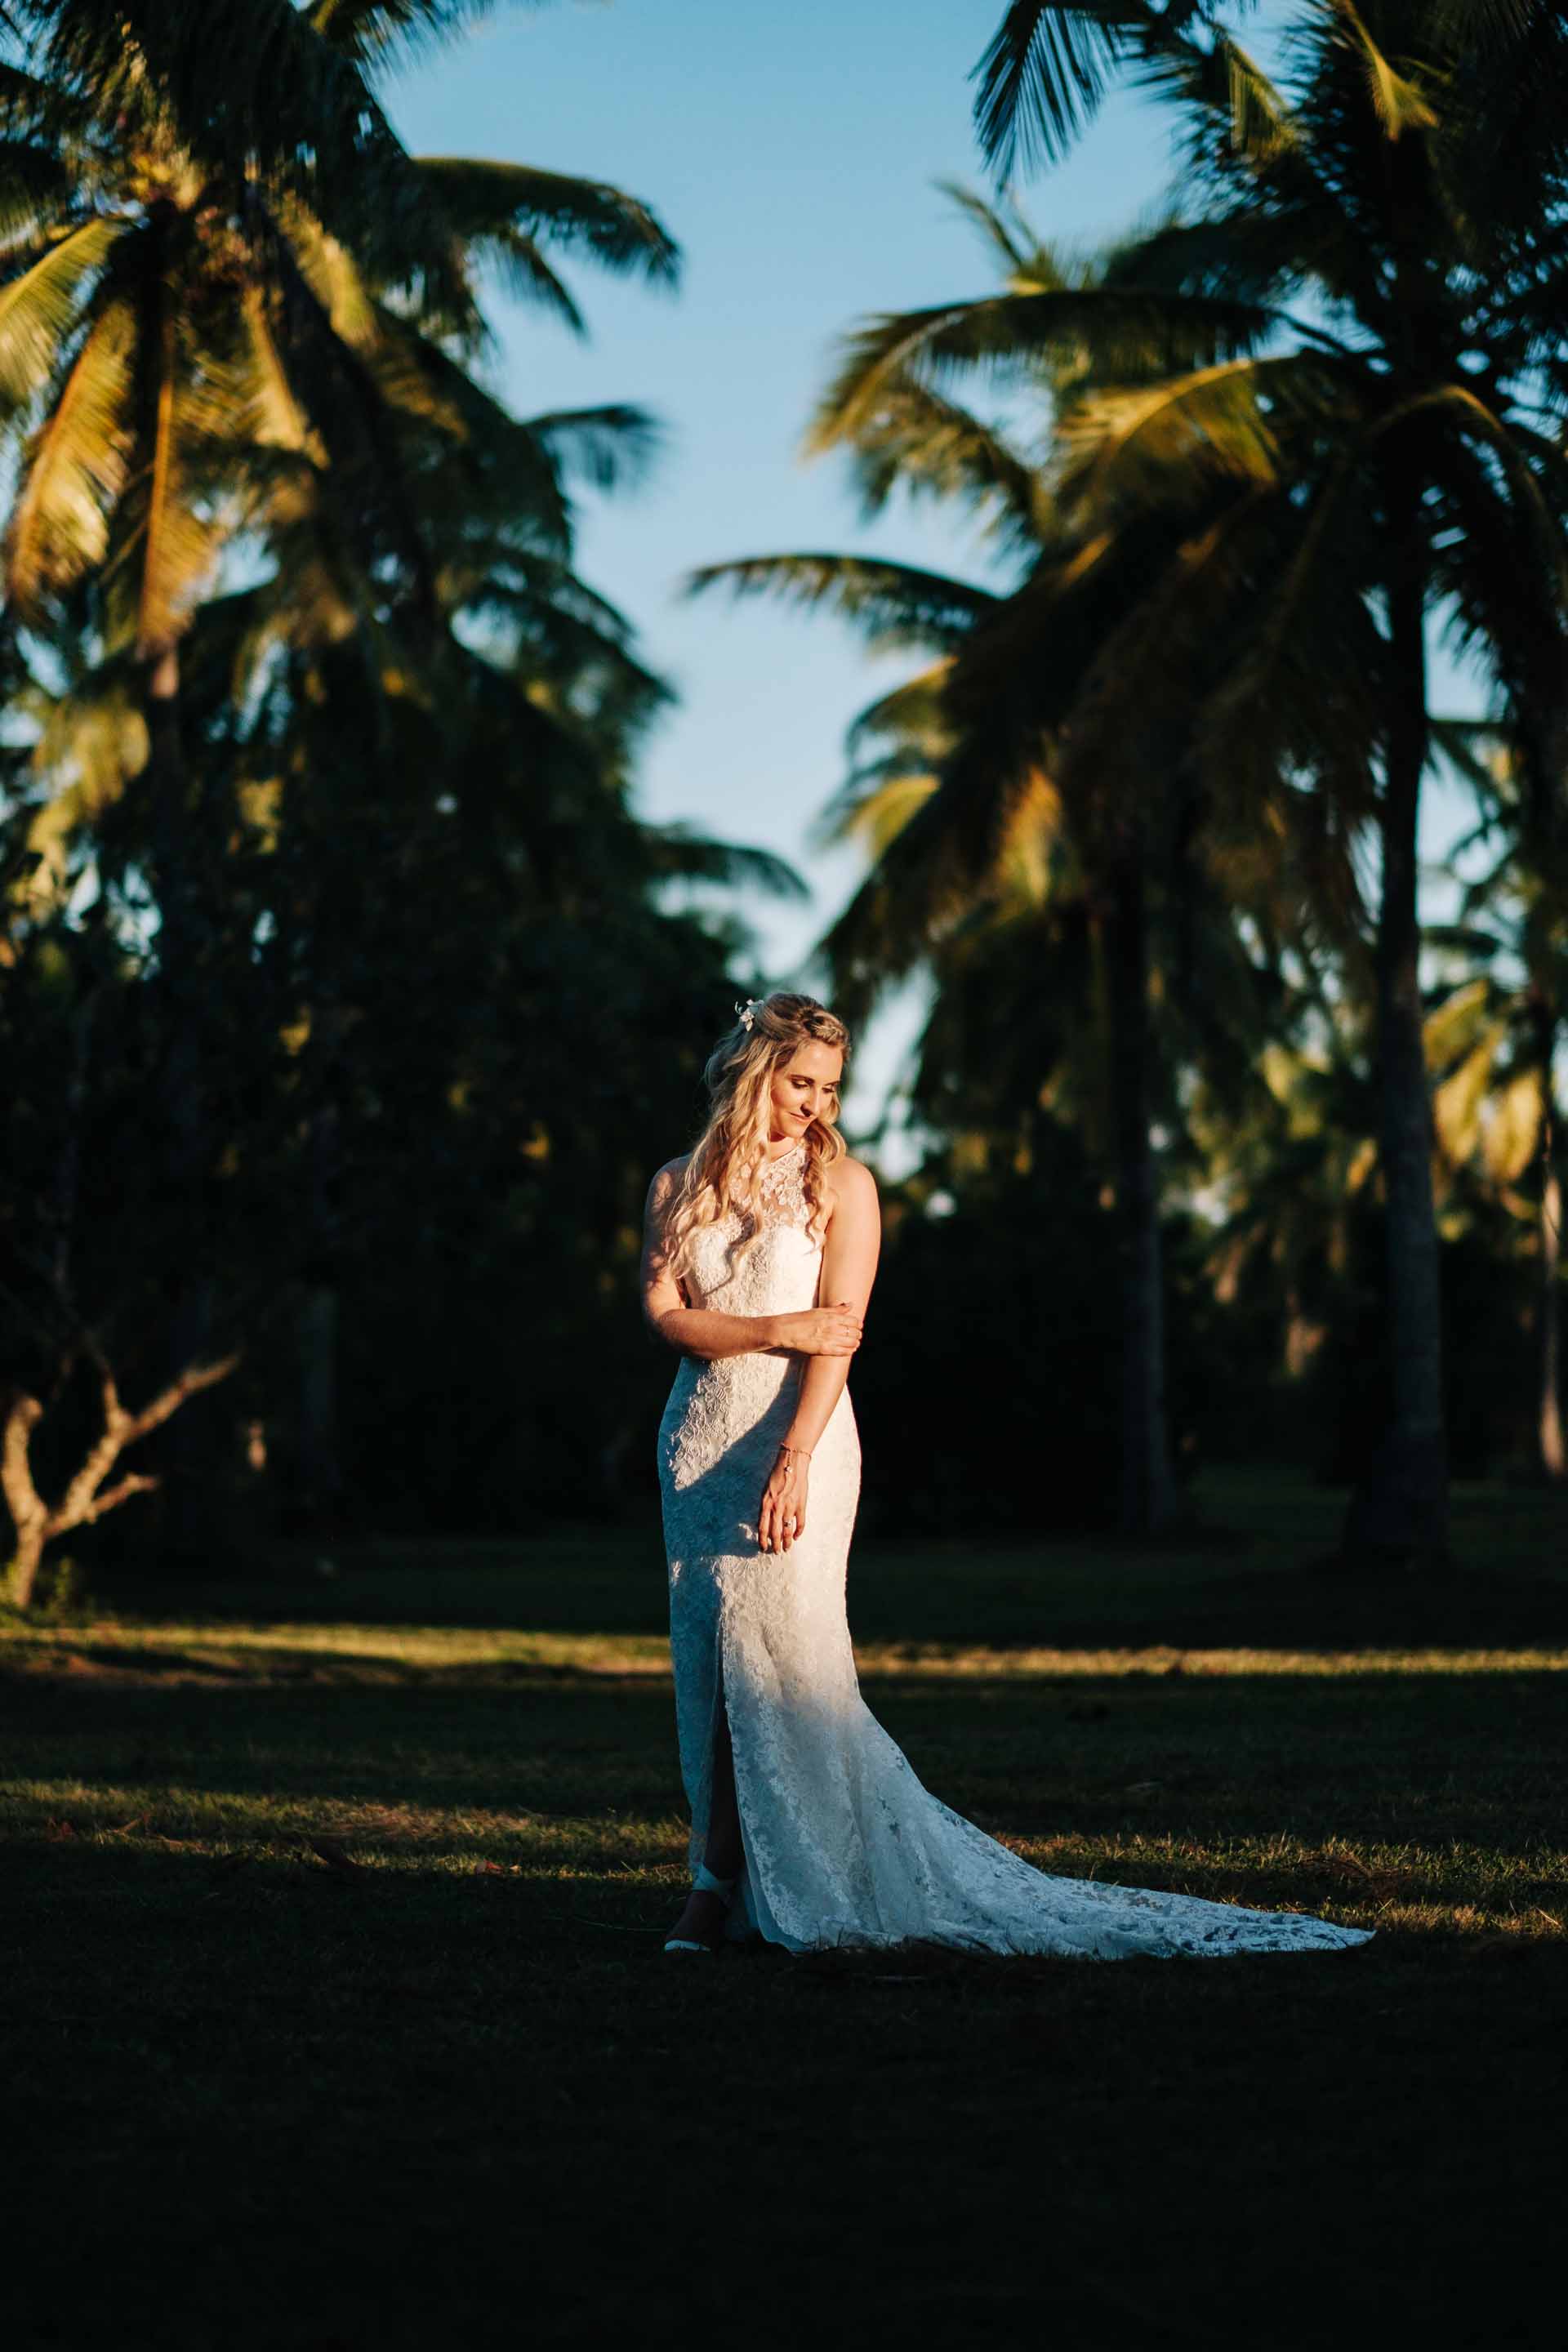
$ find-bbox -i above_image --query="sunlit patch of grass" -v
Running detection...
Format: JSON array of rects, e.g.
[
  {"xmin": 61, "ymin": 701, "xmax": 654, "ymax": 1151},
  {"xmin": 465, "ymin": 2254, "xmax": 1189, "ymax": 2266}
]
[
  {"xmin": 2, "ymin": 1779, "xmax": 693, "ymax": 1873},
  {"xmin": 855, "ymin": 1642, "xmax": 1568, "ymax": 1678},
  {"xmin": 7, "ymin": 1772, "xmax": 1560, "ymax": 1944},
  {"xmin": 7, "ymin": 1618, "xmax": 1566, "ymax": 1684},
  {"xmin": 997, "ymin": 1828, "xmax": 1566, "ymax": 1935},
  {"xmin": 1, "ymin": 1619, "xmax": 673, "ymax": 1677}
]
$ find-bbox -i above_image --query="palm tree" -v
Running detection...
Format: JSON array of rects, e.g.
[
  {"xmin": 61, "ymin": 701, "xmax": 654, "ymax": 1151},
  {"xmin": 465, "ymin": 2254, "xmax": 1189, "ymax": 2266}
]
[
  {"xmin": 0, "ymin": 6, "xmax": 678, "ymax": 1035},
  {"xmin": 690, "ymin": 188, "xmax": 1297, "ymax": 1533},
  {"xmin": 6, "ymin": 5, "xmax": 600, "ymax": 296},
  {"xmin": 0, "ymin": 10, "xmax": 678, "ymax": 810},
  {"xmin": 0, "ymin": 2, "xmax": 680, "ymax": 1553},
  {"xmin": 960, "ymin": 0, "xmax": 1568, "ymax": 1565}
]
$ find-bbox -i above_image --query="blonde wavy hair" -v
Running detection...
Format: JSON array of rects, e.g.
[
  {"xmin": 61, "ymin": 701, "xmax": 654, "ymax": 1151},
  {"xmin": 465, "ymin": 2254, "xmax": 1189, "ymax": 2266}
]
[{"xmin": 662, "ymin": 991, "xmax": 853, "ymax": 1284}]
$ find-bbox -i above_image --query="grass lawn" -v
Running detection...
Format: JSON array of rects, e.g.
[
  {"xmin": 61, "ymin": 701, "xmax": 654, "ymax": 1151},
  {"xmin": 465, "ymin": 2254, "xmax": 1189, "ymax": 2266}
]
[{"xmin": 4, "ymin": 1466, "xmax": 1565, "ymax": 2350}]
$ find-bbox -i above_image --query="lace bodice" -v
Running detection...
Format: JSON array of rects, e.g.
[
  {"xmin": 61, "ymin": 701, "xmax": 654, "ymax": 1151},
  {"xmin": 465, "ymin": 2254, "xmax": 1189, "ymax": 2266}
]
[
  {"xmin": 755, "ymin": 1138, "xmax": 812, "ymax": 1228},
  {"xmin": 678, "ymin": 1138, "xmax": 822, "ymax": 1326},
  {"xmin": 661, "ymin": 1137, "xmax": 830, "ymax": 1498}
]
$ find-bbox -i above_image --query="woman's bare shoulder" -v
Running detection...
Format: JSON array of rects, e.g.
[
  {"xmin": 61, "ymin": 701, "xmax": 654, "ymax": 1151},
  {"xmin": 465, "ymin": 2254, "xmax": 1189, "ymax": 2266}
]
[
  {"xmin": 645, "ymin": 1153, "xmax": 692, "ymax": 1203},
  {"xmin": 824, "ymin": 1152, "xmax": 879, "ymax": 1211}
]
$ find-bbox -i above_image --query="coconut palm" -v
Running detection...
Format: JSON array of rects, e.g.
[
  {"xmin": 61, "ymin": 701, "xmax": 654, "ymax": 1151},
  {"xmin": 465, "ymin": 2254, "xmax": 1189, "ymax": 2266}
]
[
  {"xmin": 0, "ymin": 10, "xmax": 678, "ymax": 801},
  {"xmin": 0, "ymin": 3, "xmax": 678, "ymax": 1164},
  {"xmin": 5, "ymin": 6, "xmax": 608, "ymax": 298},
  {"xmin": 958, "ymin": 0, "xmax": 1568, "ymax": 1564},
  {"xmin": 0, "ymin": 1, "xmax": 680, "ymax": 1555},
  {"xmin": 689, "ymin": 188, "xmax": 1305, "ymax": 1532}
]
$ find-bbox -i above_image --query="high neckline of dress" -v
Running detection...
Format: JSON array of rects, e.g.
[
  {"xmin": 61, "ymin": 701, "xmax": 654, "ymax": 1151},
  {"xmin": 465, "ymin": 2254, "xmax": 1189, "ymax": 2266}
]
[{"xmin": 764, "ymin": 1134, "xmax": 806, "ymax": 1163}]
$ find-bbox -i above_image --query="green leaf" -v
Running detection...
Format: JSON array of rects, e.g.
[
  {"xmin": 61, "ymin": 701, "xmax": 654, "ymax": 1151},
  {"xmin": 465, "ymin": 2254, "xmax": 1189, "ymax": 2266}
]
[{"xmin": 0, "ymin": 212, "xmax": 131, "ymax": 412}]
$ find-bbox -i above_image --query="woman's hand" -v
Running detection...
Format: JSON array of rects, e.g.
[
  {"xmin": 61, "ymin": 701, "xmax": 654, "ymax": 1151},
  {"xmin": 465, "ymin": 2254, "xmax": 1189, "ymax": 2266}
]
[
  {"xmin": 771, "ymin": 1301, "xmax": 863, "ymax": 1356},
  {"xmin": 758, "ymin": 1446, "xmax": 810, "ymax": 1553}
]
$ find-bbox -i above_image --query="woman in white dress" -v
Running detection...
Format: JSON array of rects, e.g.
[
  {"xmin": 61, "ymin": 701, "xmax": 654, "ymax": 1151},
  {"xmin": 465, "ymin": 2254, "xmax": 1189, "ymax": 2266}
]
[{"xmin": 639, "ymin": 990, "xmax": 1375, "ymax": 1964}]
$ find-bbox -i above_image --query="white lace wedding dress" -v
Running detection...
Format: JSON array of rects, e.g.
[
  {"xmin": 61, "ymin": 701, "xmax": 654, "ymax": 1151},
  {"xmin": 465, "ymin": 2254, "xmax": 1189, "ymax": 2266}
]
[{"xmin": 657, "ymin": 1138, "xmax": 1376, "ymax": 1961}]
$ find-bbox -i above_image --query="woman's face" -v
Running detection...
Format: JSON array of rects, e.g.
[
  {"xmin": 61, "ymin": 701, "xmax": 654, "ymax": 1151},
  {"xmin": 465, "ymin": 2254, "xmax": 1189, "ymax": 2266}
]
[{"xmin": 768, "ymin": 1040, "xmax": 844, "ymax": 1141}]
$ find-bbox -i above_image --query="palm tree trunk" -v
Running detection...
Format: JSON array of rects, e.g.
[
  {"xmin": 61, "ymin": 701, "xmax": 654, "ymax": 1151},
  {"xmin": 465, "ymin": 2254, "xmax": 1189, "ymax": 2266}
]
[
  {"xmin": 145, "ymin": 644, "xmax": 219, "ymax": 1567},
  {"xmin": 1540, "ymin": 1160, "xmax": 1564, "ymax": 1481},
  {"xmin": 296, "ymin": 1280, "xmax": 342, "ymax": 1517},
  {"xmin": 1533, "ymin": 1006, "xmax": 1565, "ymax": 1481},
  {"xmin": 1107, "ymin": 843, "xmax": 1177, "ymax": 1535},
  {"xmin": 295, "ymin": 1023, "xmax": 347, "ymax": 1529},
  {"xmin": 1343, "ymin": 466, "xmax": 1448, "ymax": 1566}
]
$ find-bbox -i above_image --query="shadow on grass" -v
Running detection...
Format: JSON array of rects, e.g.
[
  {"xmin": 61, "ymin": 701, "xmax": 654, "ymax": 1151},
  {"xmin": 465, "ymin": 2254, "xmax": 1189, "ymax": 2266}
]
[
  {"xmin": 33, "ymin": 1532, "xmax": 1568, "ymax": 1662},
  {"xmin": 5, "ymin": 1652, "xmax": 1562, "ymax": 1913},
  {"xmin": 6, "ymin": 1815, "xmax": 1564, "ymax": 2352}
]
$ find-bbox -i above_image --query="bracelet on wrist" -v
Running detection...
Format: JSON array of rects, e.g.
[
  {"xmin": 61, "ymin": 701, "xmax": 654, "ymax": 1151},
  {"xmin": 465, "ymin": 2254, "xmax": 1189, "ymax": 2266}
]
[{"xmin": 777, "ymin": 1441, "xmax": 813, "ymax": 1459}]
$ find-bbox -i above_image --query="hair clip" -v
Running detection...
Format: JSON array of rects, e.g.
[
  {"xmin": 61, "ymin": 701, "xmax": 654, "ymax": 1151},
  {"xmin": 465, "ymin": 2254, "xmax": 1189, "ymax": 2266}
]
[{"xmin": 735, "ymin": 996, "xmax": 764, "ymax": 1031}]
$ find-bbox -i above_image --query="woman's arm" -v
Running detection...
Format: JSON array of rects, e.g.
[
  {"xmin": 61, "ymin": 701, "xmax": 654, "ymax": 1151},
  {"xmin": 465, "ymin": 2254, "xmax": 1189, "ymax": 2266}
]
[
  {"xmin": 640, "ymin": 1161, "xmax": 862, "ymax": 1362},
  {"xmin": 782, "ymin": 1158, "xmax": 881, "ymax": 1448},
  {"xmin": 758, "ymin": 1158, "xmax": 881, "ymax": 1553}
]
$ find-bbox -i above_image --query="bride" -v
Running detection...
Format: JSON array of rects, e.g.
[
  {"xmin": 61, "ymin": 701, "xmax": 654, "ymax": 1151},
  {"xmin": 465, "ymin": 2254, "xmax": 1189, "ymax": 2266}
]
[{"xmin": 640, "ymin": 990, "xmax": 1375, "ymax": 1964}]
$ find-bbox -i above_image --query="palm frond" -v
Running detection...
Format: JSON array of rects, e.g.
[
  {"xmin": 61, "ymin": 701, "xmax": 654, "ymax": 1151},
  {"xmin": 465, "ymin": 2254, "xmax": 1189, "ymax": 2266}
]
[
  {"xmin": 683, "ymin": 554, "xmax": 996, "ymax": 652},
  {"xmin": 4, "ymin": 292, "xmax": 135, "ymax": 610},
  {"xmin": 1328, "ymin": 0, "xmax": 1441, "ymax": 140},
  {"xmin": 1100, "ymin": 207, "xmax": 1308, "ymax": 307},
  {"xmin": 1386, "ymin": 381, "xmax": 1568, "ymax": 605},
  {"xmin": 843, "ymin": 661, "xmax": 957, "ymax": 762},
  {"xmin": 1481, "ymin": 1067, "xmax": 1544, "ymax": 1183},
  {"xmin": 1423, "ymin": 401, "xmax": 1568, "ymax": 792},
  {"xmin": 1191, "ymin": 442, "xmax": 1386, "ymax": 841},
  {"xmin": 1429, "ymin": 1, "xmax": 1537, "ymax": 43},
  {"xmin": 239, "ymin": 224, "xmax": 447, "ymax": 616},
  {"xmin": 9, "ymin": 651, "xmax": 147, "ymax": 906},
  {"xmin": 360, "ymin": 309, "xmax": 577, "ymax": 549},
  {"xmin": 131, "ymin": 301, "xmax": 227, "ymax": 657},
  {"xmin": 272, "ymin": 193, "xmax": 380, "ymax": 350},
  {"xmin": 969, "ymin": 2, "xmax": 1139, "ymax": 176},
  {"xmin": 461, "ymin": 229, "xmax": 583, "ymax": 338},
  {"xmin": 805, "ymin": 286, "xmax": 1278, "ymax": 454},
  {"xmin": 1127, "ymin": 23, "xmax": 1307, "ymax": 174},
  {"xmin": 448, "ymin": 546, "xmax": 635, "ymax": 639},
  {"xmin": 412, "ymin": 158, "xmax": 680, "ymax": 290},
  {"xmin": 307, "ymin": 1, "xmax": 523, "ymax": 66},
  {"xmin": 0, "ymin": 212, "xmax": 131, "ymax": 413},
  {"xmin": 1054, "ymin": 353, "xmax": 1302, "ymax": 513},
  {"xmin": 811, "ymin": 767, "xmax": 942, "ymax": 860},
  {"xmin": 1429, "ymin": 715, "xmax": 1516, "ymax": 805},
  {"xmin": 235, "ymin": 282, "xmax": 315, "ymax": 456},
  {"xmin": 826, "ymin": 373, "xmax": 1042, "ymax": 551},
  {"xmin": 1425, "ymin": 973, "xmax": 1495, "ymax": 1067},
  {"xmin": 931, "ymin": 176, "xmax": 1043, "ymax": 278},
  {"xmin": 1223, "ymin": 37, "xmax": 1303, "ymax": 159},
  {"xmin": 523, "ymin": 403, "xmax": 666, "ymax": 497},
  {"xmin": 639, "ymin": 825, "xmax": 809, "ymax": 900}
]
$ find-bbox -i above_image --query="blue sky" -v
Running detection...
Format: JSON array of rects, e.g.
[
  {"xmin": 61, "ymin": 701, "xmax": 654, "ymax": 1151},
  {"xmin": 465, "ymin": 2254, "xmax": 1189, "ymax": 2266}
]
[{"xmin": 382, "ymin": 2, "xmax": 1486, "ymax": 1169}]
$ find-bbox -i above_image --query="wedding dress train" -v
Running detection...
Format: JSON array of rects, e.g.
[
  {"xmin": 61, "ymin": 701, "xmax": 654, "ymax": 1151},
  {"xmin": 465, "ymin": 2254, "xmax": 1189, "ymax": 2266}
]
[{"xmin": 656, "ymin": 1138, "xmax": 1375, "ymax": 1962}]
